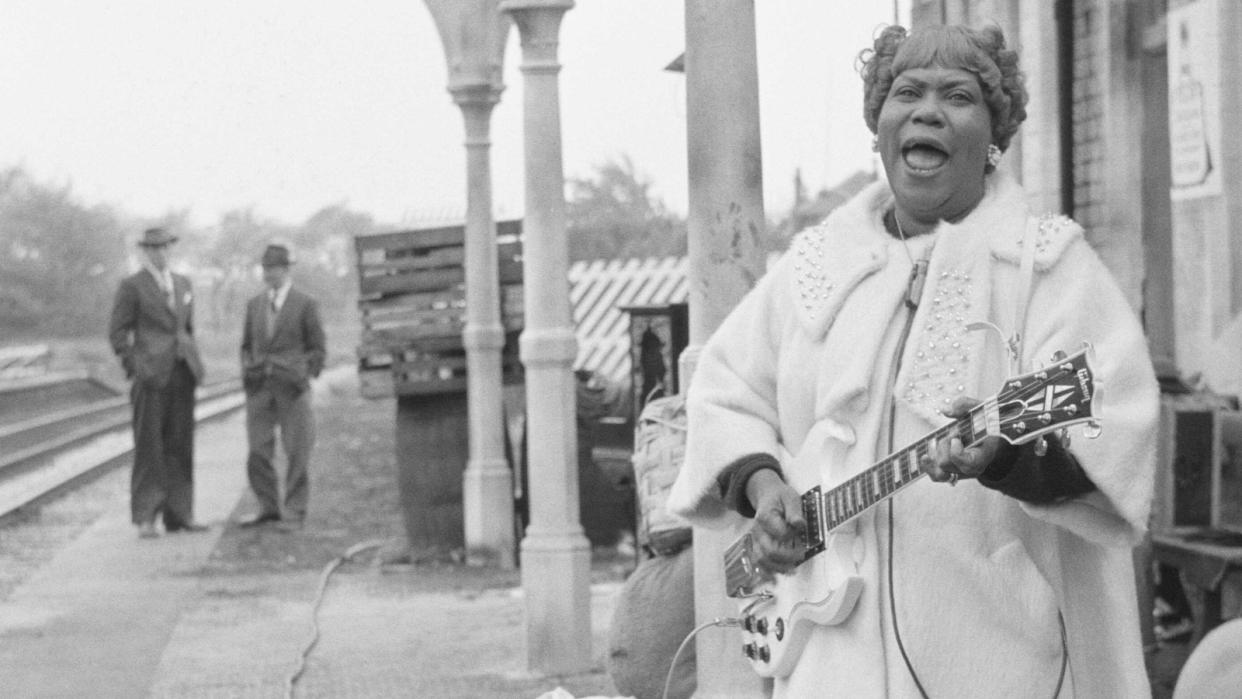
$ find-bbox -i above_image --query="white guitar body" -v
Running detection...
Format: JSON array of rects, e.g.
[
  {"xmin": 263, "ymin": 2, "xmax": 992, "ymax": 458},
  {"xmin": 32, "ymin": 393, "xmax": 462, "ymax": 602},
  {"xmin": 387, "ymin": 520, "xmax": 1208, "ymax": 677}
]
[{"xmin": 736, "ymin": 567, "xmax": 864, "ymax": 677}]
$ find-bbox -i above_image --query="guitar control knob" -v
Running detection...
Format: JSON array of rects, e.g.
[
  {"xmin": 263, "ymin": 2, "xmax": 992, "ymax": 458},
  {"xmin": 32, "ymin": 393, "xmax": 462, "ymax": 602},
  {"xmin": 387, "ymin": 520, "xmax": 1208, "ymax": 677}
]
[
  {"xmin": 742, "ymin": 615, "xmax": 755, "ymax": 633},
  {"xmin": 758, "ymin": 645, "xmax": 771, "ymax": 663},
  {"xmin": 742, "ymin": 642, "xmax": 757, "ymax": 659},
  {"xmin": 774, "ymin": 617, "xmax": 785, "ymax": 641},
  {"xmin": 755, "ymin": 617, "xmax": 769, "ymax": 636}
]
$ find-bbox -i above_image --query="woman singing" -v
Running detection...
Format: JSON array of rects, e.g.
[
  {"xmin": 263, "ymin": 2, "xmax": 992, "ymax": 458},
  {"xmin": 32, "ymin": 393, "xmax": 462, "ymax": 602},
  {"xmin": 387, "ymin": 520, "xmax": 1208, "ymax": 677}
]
[{"xmin": 669, "ymin": 23, "xmax": 1158, "ymax": 698}]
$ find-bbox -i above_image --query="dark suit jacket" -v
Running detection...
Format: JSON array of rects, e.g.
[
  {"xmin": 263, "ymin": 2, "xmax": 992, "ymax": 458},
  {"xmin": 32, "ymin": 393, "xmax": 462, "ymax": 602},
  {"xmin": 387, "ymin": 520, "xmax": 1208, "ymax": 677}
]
[
  {"xmin": 241, "ymin": 287, "xmax": 326, "ymax": 394},
  {"xmin": 108, "ymin": 269, "xmax": 205, "ymax": 387}
]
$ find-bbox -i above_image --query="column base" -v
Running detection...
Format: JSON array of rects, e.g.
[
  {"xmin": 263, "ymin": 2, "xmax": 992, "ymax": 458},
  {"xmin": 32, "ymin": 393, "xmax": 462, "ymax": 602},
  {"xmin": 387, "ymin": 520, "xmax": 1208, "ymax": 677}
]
[
  {"xmin": 520, "ymin": 532, "xmax": 592, "ymax": 675},
  {"xmin": 463, "ymin": 459, "xmax": 516, "ymax": 569}
]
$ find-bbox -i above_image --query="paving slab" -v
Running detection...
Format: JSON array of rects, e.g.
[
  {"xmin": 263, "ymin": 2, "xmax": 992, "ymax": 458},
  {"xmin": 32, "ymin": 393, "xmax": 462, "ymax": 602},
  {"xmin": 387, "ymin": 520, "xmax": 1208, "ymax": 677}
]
[{"xmin": 0, "ymin": 410, "xmax": 247, "ymax": 698}]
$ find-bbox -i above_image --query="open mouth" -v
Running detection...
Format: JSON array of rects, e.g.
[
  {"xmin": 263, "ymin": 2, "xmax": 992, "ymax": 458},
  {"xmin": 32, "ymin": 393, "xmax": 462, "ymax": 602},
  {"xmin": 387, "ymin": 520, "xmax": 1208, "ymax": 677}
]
[{"xmin": 901, "ymin": 141, "xmax": 949, "ymax": 173}]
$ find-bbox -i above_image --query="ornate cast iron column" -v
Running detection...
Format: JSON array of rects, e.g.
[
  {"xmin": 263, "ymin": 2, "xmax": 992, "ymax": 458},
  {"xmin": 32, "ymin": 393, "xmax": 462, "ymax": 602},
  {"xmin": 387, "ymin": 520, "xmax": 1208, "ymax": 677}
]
[
  {"xmin": 425, "ymin": 0, "xmax": 515, "ymax": 567},
  {"xmin": 499, "ymin": 0, "xmax": 592, "ymax": 676}
]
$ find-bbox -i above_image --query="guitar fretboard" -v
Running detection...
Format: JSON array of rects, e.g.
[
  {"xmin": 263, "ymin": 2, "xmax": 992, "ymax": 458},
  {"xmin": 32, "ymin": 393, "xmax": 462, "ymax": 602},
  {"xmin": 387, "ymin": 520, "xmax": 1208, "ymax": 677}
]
[{"xmin": 803, "ymin": 402, "xmax": 996, "ymax": 557}]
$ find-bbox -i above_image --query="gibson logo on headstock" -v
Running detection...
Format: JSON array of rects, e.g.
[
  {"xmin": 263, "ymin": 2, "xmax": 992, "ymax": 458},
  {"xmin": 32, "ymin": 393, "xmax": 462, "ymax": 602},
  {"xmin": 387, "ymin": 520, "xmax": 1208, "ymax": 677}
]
[{"xmin": 1076, "ymin": 368, "xmax": 1091, "ymax": 401}]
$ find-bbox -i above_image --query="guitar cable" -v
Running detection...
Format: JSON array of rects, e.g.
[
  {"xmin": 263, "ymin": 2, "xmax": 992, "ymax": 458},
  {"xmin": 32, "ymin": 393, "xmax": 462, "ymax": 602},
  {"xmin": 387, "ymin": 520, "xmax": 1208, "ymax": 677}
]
[
  {"xmin": 880, "ymin": 277, "xmax": 1069, "ymax": 698},
  {"xmin": 661, "ymin": 616, "xmax": 743, "ymax": 699},
  {"xmin": 283, "ymin": 539, "xmax": 386, "ymax": 699},
  {"xmin": 885, "ymin": 499, "xmax": 1069, "ymax": 698},
  {"xmin": 886, "ymin": 501, "xmax": 932, "ymax": 699}
]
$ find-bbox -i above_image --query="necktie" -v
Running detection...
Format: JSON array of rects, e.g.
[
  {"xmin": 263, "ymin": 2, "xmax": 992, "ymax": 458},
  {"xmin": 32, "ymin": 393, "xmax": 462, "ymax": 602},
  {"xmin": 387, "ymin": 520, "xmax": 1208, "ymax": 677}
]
[
  {"xmin": 161, "ymin": 272, "xmax": 175, "ymax": 309},
  {"xmin": 266, "ymin": 292, "xmax": 278, "ymax": 339}
]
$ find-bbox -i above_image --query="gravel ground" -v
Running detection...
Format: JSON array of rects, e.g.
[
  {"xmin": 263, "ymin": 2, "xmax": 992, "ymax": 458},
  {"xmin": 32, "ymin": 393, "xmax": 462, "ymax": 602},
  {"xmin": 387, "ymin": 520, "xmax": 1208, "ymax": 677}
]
[
  {"xmin": 0, "ymin": 368, "xmax": 631, "ymax": 698},
  {"xmin": 0, "ymin": 462, "xmax": 130, "ymax": 600}
]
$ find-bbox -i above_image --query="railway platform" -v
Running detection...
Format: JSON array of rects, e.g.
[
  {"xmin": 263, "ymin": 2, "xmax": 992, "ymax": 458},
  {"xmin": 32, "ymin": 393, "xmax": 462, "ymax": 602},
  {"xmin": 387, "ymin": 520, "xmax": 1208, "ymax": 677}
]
[{"xmin": 0, "ymin": 372, "xmax": 624, "ymax": 699}]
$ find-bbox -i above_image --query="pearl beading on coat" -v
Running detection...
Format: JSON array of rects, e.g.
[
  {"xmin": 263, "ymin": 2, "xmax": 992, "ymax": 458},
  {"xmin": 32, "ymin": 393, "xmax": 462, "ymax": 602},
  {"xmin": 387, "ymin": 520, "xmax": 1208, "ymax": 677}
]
[
  {"xmin": 1017, "ymin": 214, "xmax": 1071, "ymax": 256},
  {"xmin": 992, "ymin": 212, "xmax": 1081, "ymax": 270},
  {"xmin": 793, "ymin": 230, "xmax": 834, "ymax": 315},
  {"xmin": 903, "ymin": 269, "xmax": 974, "ymax": 416}
]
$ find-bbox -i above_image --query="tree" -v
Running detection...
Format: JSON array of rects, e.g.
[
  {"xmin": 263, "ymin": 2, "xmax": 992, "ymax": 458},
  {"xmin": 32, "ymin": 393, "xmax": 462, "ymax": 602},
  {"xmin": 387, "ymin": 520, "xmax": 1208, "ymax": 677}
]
[
  {"xmin": 193, "ymin": 204, "xmax": 377, "ymax": 332},
  {"xmin": 0, "ymin": 168, "xmax": 126, "ymax": 334},
  {"xmin": 565, "ymin": 156, "xmax": 686, "ymax": 262},
  {"xmin": 291, "ymin": 204, "xmax": 377, "ymax": 325},
  {"xmin": 198, "ymin": 208, "xmax": 283, "ymax": 331}
]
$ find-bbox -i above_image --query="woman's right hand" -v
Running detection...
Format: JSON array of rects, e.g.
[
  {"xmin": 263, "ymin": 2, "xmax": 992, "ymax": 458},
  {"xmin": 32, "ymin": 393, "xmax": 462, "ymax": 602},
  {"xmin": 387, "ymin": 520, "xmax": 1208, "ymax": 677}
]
[{"xmin": 745, "ymin": 469, "xmax": 808, "ymax": 577}]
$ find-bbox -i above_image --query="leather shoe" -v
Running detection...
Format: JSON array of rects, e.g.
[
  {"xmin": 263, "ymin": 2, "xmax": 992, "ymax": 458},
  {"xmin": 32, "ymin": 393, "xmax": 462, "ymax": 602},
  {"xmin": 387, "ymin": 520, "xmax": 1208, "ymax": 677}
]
[
  {"xmin": 238, "ymin": 513, "xmax": 281, "ymax": 528},
  {"xmin": 168, "ymin": 522, "xmax": 209, "ymax": 533},
  {"xmin": 276, "ymin": 519, "xmax": 304, "ymax": 533},
  {"xmin": 138, "ymin": 522, "xmax": 159, "ymax": 539}
]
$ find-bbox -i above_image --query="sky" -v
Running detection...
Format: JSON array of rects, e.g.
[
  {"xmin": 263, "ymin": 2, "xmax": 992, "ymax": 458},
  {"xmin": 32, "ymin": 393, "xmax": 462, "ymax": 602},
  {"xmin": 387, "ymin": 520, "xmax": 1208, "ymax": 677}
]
[{"xmin": 0, "ymin": 1, "xmax": 907, "ymax": 229}]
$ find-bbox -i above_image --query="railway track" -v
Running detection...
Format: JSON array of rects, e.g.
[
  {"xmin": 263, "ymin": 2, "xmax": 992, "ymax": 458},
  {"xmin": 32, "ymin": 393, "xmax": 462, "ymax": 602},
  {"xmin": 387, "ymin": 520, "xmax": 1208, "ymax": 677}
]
[{"xmin": 0, "ymin": 378, "xmax": 246, "ymax": 519}]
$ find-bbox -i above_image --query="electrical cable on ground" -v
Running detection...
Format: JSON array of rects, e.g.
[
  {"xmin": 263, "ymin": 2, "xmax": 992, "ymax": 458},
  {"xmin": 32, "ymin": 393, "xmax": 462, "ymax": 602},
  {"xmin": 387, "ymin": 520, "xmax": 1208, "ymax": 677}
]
[
  {"xmin": 283, "ymin": 539, "xmax": 387, "ymax": 699},
  {"xmin": 662, "ymin": 617, "xmax": 742, "ymax": 699}
]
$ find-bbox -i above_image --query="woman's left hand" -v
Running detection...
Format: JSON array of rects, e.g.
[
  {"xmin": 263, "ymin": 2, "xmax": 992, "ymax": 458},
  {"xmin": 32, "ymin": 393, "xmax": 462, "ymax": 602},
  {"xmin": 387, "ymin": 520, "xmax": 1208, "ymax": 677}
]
[{"xmin": 920, "ymin": 396, "xmax": 1005, "ymax": 485}]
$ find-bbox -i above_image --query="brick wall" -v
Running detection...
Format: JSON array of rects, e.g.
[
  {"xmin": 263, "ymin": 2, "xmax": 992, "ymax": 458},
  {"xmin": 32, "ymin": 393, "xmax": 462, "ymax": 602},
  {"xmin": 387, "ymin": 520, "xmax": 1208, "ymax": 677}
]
[{"xmin": 1071, "ymin": 0, "xmax": 1105, "ymax": 244}]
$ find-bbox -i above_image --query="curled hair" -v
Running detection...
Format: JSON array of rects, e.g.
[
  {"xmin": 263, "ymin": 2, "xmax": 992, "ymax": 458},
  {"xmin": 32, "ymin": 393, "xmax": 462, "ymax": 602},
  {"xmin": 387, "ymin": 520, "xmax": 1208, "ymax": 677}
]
[{"xmin": 858, "ymin": 24, "xmax": 1028, "ymax": 152}]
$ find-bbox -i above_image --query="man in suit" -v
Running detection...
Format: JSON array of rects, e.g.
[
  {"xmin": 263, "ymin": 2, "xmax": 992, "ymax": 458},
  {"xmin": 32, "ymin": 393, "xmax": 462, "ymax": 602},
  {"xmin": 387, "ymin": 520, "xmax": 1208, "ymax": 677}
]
[
  {"xmin": 108, "ymin": 227, "xmax": 207, "ymax": 539},
  {"xmin": 238, "ymin": 242, "xmax": 326, "ymax": 531}
]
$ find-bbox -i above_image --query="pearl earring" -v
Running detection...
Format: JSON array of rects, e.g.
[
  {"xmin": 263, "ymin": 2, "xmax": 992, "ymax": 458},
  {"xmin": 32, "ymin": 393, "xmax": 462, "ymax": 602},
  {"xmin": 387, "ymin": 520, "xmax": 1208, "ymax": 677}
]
[{"xmin": 987, "ymin": 144, "xmax": 1003, "ymax": 169}]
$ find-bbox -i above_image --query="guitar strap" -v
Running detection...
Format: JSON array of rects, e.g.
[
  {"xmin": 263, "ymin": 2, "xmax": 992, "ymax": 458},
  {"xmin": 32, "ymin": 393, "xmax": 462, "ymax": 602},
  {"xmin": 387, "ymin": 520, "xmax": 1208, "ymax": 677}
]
[{"xmin": 1010, "ymin": 217, "xmax": 1039, "ymax": 373}]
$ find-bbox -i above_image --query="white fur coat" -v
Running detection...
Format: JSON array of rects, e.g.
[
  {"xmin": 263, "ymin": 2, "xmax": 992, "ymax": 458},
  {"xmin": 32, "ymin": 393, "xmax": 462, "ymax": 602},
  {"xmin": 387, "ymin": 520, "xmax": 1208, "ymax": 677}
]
[{"xmin": 668, "ymin": 173, "xmax": 1159, "ymax": 698}]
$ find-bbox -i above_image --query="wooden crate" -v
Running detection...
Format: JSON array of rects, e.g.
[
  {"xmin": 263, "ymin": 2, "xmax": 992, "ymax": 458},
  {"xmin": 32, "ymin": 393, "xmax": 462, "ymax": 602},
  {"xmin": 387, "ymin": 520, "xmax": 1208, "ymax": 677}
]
[
  {"xmin": 353, "ymin": 220, "xmax": 524, "ymax": 398},
  {"xmin": 354, "ymin": 219, "xmax": 522, "ymax": 299},
  {"xmin": 385, "ymin": 331, "xmax": 524, "ymax": 397}
]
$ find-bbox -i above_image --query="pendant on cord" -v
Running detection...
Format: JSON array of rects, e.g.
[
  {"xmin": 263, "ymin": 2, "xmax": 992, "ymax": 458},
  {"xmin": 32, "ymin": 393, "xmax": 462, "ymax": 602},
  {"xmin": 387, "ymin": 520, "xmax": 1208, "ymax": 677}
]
[{"xmin": 905, "ymin": 260, "xmax": 929, "ymax": 310}]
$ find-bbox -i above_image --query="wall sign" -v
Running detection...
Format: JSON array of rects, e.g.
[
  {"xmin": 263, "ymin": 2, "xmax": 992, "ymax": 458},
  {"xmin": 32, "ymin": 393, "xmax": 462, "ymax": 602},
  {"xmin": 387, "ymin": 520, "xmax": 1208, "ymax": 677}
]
[{"xmin": 1168, "ymin": 0, "xmax": 1222, "ymax": 200}]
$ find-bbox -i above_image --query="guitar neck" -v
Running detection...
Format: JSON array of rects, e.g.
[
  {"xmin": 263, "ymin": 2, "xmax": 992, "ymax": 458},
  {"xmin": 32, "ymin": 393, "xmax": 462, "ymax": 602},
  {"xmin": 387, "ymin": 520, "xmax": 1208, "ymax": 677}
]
[
  {"xmin": 801, "ymin": 402, "xmax": 996, "ymax": 558},
  {"xmin": 724, "ymin": 346, "xmax": 1097, "ymax": 598}
]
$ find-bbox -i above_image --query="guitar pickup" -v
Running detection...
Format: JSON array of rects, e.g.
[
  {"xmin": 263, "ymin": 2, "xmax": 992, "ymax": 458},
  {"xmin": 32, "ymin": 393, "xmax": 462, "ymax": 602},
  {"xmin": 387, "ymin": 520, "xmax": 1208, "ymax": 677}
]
[{"xmin": 801, "ymin": 486, "xmax": 825, "ymax": 558}]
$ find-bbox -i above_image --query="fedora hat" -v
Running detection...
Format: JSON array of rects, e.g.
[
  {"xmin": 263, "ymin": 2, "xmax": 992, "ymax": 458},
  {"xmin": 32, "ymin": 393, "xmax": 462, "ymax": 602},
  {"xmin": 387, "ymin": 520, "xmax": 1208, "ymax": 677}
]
[
  {"xmin": 260, "ymin": 243, "xmax": 294, "ymax": 268},
  {"xmin": 137, "ymin": 227, "xmax": 178, "ymax": 247}
]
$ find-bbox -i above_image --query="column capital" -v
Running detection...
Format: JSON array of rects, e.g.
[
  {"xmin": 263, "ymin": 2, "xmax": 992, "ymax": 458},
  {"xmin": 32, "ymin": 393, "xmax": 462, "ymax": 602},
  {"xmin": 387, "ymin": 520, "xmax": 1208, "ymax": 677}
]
[
  {"xmin": 500, "ymin": 0, "xmax": 573, "ymax": 67},
  {"xmin": 426, "ymin": 0, "xmax": 510, "ymax": 91},
  {"xmin": 451, "ymin": 83, "xmax": 503, "ymax": 144},
  {"xmin": 499, "ymin": 0, "xmax": 573, "ymax": 15},
  {"xmin": 449, "ymin": 82, "xmax": 504, "ymax": 108}
]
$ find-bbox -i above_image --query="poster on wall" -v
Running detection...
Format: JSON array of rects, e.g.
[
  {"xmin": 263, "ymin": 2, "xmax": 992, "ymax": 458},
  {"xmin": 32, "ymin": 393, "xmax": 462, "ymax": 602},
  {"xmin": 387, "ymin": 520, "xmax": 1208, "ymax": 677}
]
[{"xmin": 1168, "ymin": 0, "xmax": 1222, "ymax": 201}]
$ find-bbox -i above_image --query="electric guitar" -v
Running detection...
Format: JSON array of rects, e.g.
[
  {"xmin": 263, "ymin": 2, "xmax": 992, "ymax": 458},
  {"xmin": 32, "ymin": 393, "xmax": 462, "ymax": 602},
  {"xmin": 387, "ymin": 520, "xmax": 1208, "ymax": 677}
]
[{"xmin": 722, "ymin": 345, "xmax": 1102, "ymax": 677}]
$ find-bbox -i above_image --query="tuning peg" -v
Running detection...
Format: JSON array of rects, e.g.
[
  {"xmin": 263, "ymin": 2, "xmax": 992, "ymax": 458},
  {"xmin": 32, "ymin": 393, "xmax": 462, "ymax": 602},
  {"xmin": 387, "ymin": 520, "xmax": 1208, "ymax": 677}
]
[
  {"xmin": 1051, "ymin": 350, "xmax": 1067, "ymax": 362},
  {"xmin": 1059, "ymin": 427, "xmax": 1071, "ymax": 448},
  {"xmin": 1083, "ymin": 420, "xmax": 1102, "ymax": 439},
  {"xmin": 1034, "ymin": 436, "xmax": 1048, "ymax": 456}
]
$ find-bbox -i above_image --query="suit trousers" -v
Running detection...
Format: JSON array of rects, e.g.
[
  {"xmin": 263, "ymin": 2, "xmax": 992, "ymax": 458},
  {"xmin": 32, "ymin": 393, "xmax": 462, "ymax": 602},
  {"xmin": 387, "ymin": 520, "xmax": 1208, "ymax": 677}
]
[
  {"xmin": 130, "ymin": 360, "xmax": 197, "ymax": 526},
  {"xmin": 244, "ymin": 380, "xmax": 315, "ymax": 520}
]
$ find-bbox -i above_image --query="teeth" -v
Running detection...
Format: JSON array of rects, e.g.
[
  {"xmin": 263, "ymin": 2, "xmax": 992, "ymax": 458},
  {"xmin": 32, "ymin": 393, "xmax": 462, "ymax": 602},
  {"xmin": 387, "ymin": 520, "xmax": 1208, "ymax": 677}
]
[{"xmin": 903, "ymin": 146, "xmax": 947, "ymax": 170}]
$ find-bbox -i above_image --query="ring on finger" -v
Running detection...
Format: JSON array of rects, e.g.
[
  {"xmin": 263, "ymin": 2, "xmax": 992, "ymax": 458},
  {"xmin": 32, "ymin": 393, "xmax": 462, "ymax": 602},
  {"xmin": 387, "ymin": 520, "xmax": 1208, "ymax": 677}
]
[{"xmin": 948, "ymin": 472, "xmax": 959, "ymax": 487}]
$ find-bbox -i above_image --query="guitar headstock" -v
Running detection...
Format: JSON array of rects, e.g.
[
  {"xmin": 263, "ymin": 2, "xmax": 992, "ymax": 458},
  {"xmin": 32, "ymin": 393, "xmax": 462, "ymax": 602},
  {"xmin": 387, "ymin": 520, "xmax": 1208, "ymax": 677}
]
[{"xmin": 990, "ymin": 345, "xmax": 1101, "ymax": 444}]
